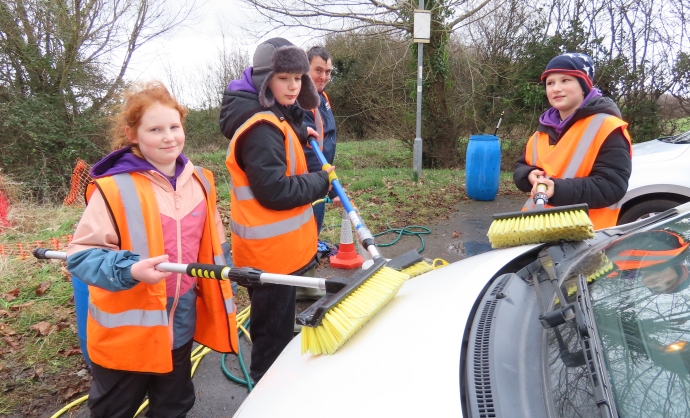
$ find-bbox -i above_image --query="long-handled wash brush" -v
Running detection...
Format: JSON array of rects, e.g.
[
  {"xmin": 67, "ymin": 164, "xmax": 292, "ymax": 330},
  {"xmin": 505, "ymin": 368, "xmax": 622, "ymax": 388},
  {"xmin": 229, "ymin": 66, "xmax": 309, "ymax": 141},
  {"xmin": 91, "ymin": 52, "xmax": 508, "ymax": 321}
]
[
  {"xmin": 32, "ymin": 248, "xmax": 425, "ymax": 356},
  {"xmin": 309, "ymin": 137, "xmax": 430, "ymax": 273},
  {"xmin": 308, "ymin": 138, "xmax": 432, "ymax": 274},
  {"xmin": 306, "ymin": 137, "xmax": 435, "ymax": 353},
  {"xmin": 487, "ymin": 179, "xmax": 594, "ymax": 248}
]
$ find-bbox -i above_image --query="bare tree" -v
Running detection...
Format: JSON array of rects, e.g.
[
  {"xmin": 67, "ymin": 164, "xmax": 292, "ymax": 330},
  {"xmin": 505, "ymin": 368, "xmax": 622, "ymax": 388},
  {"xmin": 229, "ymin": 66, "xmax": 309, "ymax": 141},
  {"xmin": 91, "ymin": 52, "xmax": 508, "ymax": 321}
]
[
  {"xmin": 238, "ymin": 0, "xmax": 500, "ymax": 167},
  {"xmin": 0, "ymin": 0, "xmax": 197, "ymax": 115},
  {"xmin": 0, "ymin": 0, "xmax": 197, "ymax": 200}
]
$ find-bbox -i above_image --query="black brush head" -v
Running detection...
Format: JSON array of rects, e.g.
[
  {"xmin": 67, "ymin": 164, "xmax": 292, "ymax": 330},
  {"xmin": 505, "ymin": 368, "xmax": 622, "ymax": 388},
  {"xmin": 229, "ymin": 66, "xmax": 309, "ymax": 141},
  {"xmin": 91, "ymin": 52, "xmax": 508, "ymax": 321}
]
[{"xmin": 384, "ymin": 249, "xmax": 424, "ymax": 270}]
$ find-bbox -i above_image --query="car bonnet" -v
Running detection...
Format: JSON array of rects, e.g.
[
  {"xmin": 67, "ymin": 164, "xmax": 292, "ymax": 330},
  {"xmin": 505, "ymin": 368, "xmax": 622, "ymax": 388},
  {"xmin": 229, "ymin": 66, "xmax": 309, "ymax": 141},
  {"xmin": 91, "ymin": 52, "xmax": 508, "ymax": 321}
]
[
  {"xmin": 632, "ymin": 139, "xmax": 690, "ymax": 164},
  {"xmin": 232, "ymin": 244, "xmax": 538, "ymax": 418}
]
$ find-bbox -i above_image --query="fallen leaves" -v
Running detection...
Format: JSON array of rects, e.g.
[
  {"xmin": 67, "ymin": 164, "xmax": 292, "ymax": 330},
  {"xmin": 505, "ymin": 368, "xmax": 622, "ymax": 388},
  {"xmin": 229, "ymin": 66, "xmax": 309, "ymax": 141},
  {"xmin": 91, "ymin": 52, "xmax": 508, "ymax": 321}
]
[
  {"xmin": 62, "ymin": 382, "xmax": 90, "ymax": 400},
  {"xmin": 60, "ymin": 266, "xmax": 71, "ymax": 281},
  {"xmin": 35, "ymin": 281, "xmax": 51, "ymax": 296},
  {"xmin": 59, "ymin": 346, "xmax": 82, "ymax": 357},
  {"xmin": 0, "ymin": 323, "xmax": 16, "ymax": 336},
  {"xmin": 3, "ymin": 336, "xmax": 20, "ymax": 350},
  {"xmin": 2, "ymin": 287, "xmax": 20, "ymax": 301},
  {"xmin": 9, "ymin": 301, "xmax": 34, "ymax": 311},
  {"xmin": 452, "ymin": 230, "xmax": 462, "ymax": 238},
  {"xmin": 29, "ymin": 321, "xmax": 53, "ymax": 336}
]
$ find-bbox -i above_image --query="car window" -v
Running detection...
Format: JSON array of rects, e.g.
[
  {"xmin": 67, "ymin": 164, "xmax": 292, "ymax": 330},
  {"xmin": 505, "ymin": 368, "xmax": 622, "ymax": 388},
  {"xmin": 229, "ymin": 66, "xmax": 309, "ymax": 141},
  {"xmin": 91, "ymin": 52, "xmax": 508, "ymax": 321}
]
[{"xmin": 589, "ymin": 214, "xmax": 690, "ymax": 416}]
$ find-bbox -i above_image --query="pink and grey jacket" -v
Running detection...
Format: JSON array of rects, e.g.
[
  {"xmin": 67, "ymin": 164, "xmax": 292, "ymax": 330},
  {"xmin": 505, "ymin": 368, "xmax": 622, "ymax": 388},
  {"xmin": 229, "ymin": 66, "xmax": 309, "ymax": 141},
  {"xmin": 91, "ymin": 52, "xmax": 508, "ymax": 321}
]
[{"xmin": 66, "ymin": 147, "xmax": 231, "ymax": 349}]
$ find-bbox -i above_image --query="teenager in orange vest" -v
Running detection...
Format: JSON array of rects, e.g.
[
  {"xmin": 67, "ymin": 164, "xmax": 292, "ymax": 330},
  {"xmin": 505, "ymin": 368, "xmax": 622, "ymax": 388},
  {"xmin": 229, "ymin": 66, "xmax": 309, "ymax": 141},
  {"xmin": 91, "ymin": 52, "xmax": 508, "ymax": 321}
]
[
  {"xmin": 605, "ymin": 230, "xmax": 690, "ymax": 294},
  {"xmin": 67, "ymin": 82, "xmax": 238, "ymax": 417},
  {"xmin": 514, "ymin": 53, "xmax": 632, "ymax": 229},
  {"xmin": 220, "ymin": 38, "xmax": 333, "ymax": 382}
]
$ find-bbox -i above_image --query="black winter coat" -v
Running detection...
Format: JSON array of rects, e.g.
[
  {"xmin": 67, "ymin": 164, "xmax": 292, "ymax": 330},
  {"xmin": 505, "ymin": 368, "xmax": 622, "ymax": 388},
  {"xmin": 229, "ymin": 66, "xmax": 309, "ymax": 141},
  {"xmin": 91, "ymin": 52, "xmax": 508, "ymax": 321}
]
[
  {"xmin": 513, "ymin": 96, "xmax": 632, "ymax": 209},
  {"xmin": 219, "ymin": 89, "xmax": 330, "ymax": 212}
]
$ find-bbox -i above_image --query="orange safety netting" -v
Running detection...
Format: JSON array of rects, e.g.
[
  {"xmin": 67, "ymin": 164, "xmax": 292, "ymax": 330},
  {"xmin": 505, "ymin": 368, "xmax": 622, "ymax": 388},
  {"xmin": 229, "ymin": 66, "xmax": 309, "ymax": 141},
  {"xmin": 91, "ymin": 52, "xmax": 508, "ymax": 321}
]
[
  {"xmin": 63, "ymin": 158, "xmax": 93, "ymax": 206},
  {"xmin": 0, "ymin": 189, "xmax": 9, "ymax": 231},
  {"xmin": 0, "ymin": 235, "xmax": 72, "ymax": 259}
]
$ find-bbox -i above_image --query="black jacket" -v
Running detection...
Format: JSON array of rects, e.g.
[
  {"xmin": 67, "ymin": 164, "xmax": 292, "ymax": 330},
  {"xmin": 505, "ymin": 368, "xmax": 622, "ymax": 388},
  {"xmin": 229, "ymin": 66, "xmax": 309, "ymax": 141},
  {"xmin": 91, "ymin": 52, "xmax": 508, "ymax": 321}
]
[
  {"xmin": 513, "ymin": 96, "xmax": 632, "ymax": 209},
  {"xmin": 219, "ymin": 89, "xmax": 330, "ymax": 212}
]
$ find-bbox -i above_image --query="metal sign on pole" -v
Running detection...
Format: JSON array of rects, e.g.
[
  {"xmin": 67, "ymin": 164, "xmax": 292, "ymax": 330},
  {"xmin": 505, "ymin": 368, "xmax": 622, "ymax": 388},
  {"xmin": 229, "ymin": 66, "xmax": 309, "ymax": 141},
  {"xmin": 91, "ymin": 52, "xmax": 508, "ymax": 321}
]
[{"xmin": 412, "ymin": 7, "xmax": 430, "ymax": 182}]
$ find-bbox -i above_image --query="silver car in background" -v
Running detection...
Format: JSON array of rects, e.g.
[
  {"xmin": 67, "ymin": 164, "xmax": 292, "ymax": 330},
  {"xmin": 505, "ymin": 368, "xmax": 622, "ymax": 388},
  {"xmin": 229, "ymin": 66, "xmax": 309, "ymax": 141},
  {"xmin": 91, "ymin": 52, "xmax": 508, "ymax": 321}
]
[{"xmin": 619, "ymin": 130, "xmax": 690, "ymax": 224}]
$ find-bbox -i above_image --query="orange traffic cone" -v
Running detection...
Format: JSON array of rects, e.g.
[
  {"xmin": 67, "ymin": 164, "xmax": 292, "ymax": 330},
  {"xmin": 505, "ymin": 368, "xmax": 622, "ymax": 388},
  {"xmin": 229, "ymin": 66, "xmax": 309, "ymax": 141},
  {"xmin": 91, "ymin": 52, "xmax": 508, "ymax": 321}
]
[{"xmin": 330, "ymin": 209, "xmax": 364, "ymax": 269}]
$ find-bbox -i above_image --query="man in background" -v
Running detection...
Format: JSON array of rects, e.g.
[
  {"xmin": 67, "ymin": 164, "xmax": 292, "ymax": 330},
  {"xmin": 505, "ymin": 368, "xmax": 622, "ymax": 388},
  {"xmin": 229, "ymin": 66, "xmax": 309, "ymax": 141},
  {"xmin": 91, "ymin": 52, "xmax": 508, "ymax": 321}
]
[{"xmin": 302, "ymin": 46, "xmax": 340, "ymax": 236}]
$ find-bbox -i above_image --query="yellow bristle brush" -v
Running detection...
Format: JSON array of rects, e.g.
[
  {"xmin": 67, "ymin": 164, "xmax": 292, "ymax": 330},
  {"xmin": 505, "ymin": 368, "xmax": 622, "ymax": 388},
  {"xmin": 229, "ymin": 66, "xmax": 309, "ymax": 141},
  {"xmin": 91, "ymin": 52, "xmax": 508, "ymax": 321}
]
[{"xmin": 487, "ymin": 178, "xmax": 594, "ymax": 248}]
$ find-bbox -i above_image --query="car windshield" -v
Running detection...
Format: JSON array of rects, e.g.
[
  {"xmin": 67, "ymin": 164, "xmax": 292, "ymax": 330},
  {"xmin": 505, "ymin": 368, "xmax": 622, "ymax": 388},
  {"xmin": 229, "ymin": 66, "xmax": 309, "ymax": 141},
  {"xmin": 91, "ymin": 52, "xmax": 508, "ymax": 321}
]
[
  {"xmin": 657, "ymin": 130, "xmax": 690, "ymax": 144},
  {"xmin": 589, "ymin": 214, "xmax": 690, "ymax": 416}
]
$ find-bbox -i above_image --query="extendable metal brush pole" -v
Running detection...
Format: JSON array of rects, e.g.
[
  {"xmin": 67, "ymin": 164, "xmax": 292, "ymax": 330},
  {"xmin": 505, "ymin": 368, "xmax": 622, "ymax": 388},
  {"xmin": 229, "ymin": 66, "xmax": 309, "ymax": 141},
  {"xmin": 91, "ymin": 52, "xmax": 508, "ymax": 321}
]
[
  {"xmin": 32, "ymin": 249, "xmax": 333, "ymax": 290},
  {"xmin": 308, "ymin": 137, "xmax": 381, "ymax": 260}
]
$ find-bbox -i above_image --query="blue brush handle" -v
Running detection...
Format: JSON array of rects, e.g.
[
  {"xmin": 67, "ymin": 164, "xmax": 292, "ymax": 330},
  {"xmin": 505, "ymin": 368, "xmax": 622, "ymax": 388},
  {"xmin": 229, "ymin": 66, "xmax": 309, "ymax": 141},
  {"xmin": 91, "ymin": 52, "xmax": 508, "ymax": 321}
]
[
  {"xmin": 309, "ymin": 137, "xmax": 355, "ymax": 214},
  {"xmin": 309, "ymin": 137, "xmax": 380, "ymax": 259}
]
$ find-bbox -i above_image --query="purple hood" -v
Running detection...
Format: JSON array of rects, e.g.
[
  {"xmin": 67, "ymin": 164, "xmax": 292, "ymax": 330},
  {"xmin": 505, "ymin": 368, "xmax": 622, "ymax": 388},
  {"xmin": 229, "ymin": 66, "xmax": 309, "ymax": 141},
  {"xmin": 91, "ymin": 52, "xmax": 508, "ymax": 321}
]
[
  {"xmin": 539, "ymin": 88, "xmax": 602, "ymax": 136},
  {"xmin": 90, "ymin": 146, "xmax": 188, "ymax": 189},
  {"xmin": 228, "ymin": 67, "xmax": 258, "ymax": 94}
]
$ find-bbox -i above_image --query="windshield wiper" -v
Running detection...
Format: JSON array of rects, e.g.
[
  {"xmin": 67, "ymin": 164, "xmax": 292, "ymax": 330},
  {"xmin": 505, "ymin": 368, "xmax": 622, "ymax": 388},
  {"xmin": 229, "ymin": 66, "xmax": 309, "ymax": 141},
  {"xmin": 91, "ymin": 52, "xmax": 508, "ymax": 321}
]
[
  {"xmin": 658, "ymin": 130, "xmax": 690, "ymax": 144},
  {"xmin": 575, "ymin": 272, "xmax": 618, "ymax": 418},
  {"xmin": 533, "ymin": 249, "xmax": 618, "ymax": 418}
]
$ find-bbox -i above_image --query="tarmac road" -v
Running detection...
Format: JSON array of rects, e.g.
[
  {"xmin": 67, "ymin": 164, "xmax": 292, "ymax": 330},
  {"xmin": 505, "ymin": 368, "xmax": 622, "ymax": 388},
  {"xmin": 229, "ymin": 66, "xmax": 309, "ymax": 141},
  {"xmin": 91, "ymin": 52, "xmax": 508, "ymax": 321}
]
[{"xmin": 186, "ymin": 193, "xmax": 528, "ymax": 418}]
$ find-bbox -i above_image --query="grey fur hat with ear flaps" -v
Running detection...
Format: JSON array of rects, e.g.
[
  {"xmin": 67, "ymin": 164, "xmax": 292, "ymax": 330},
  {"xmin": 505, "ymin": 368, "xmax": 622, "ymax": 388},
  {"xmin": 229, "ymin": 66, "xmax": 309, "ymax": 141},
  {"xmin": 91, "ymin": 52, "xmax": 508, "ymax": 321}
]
[{"xmin": 252, "ymin": 38, "xmax": 320, "ymax": 110}]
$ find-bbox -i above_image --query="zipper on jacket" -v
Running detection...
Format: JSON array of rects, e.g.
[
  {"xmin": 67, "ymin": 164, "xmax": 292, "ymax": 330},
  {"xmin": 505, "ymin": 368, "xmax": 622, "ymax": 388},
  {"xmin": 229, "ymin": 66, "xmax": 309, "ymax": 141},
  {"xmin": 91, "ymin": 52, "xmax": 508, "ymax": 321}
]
[{"xmin": 168, "ymin": 188, "xmax": 183, "ymax": 347}]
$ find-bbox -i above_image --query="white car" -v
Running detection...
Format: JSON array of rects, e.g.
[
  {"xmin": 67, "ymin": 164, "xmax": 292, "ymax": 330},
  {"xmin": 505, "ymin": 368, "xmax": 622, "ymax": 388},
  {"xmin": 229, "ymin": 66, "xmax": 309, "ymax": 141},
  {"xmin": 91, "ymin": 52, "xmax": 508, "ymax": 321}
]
[
  {"xmin": 619, "ymin": 130, "xmax": 690, "ymax": 224},
  {"xmin": 233, "ymin": 202, "xmax": 690, "ymax": 418}
]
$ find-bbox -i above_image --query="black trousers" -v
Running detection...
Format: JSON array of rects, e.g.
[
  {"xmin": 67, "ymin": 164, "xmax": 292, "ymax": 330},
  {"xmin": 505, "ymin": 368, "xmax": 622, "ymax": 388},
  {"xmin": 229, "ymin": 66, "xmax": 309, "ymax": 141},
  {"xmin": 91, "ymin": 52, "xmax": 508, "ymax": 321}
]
[
  {"xmin": 247, "ymin": 283, "xmax": 296, "ymax": 383},
  {"xmin": 87, "ymin": 339, "xmax": 195, "ymax": 418}
]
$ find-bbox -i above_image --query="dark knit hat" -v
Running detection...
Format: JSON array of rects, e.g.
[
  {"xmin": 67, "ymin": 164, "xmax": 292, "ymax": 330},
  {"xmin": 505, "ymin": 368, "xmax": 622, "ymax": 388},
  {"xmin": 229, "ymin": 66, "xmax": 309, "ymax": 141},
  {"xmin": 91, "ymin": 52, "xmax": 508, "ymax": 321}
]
[
  {"xmin": 541, "ymin": 52, "xmax": 595, "ymax": 95},
  {"xmin": 251, "ymin": 38, "xmax": 319, "ymax": 110}
]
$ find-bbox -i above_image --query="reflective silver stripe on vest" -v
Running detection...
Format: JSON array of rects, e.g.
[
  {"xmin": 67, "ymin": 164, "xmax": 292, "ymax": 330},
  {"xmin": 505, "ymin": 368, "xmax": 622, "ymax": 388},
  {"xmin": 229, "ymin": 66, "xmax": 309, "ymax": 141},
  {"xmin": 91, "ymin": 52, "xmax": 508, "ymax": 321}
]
[
  {"xmin": 194, "ymin": 167, "xmax": 212, "ymax": 195},
  {"xmin": 611, "ymin": 255, "xmax": 676, "ymax": 264},
  {"xmin": 112, "ymin": 174, "xmax": 149, "ymax": 258},
  {"xmin": 287, "ymin": 130, "xmax": 297, "ymax": 176},
  {"xmin": 89, "ymin": 301, "xmax": 168, "ymax": 328},
  {"xmin": 231, "ymin": 205, "xmax": 314, "ymax": 239},
  {"xmin": 313, "ymin": 109, "xmax": 324, "ymax": 150},
  {"xmin": 219, "ymin": 241, "xmax": 231, "ymax": 266},
  {"xmin": 530, "ymin": 132, "xmax": 539, "ymax": 165},
  {"xmin": 233, "ymin": 186, "xmax": 255, "ymax": 201},
  {"xmin": 225, "ymin": 297, "xmax": 235, "ymax": 313},
  {"xmin": 561, "ymin": 113, "xmax": 609, "ymax": 179},
  {"xmin": 608, "ymin": 200, "xmax": 623, "ymax": 210}
]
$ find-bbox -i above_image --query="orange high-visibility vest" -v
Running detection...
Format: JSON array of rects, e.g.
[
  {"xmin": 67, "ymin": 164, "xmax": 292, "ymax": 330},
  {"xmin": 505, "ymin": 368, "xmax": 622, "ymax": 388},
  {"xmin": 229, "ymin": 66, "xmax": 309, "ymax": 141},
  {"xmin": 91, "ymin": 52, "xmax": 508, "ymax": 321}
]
[
  {"xmin": 523, "ymin": 113, "xmax": 632, "ymax": 230},
  {"xmin": 226, "ymin": 111, "xmax": 317, "ymax": 273},
  {"xmin": 311, "ymin": 92, "xmax": 331, "ymax": 150},
  {"xmin": 609, "ymin": 230, "xmax": 689, "ymax": 270},
  {"xmin": 85, "ymin": 168, "xmax": 238, "ymax": 373}
]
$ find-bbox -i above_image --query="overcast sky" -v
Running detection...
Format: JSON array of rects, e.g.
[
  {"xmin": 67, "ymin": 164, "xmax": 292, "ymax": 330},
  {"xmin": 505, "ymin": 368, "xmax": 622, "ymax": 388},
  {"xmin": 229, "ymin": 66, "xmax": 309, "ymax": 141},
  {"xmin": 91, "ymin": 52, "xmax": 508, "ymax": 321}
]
[{"xmin": 124, "ymin": 0, "xmax": 319, "ymax": 105}]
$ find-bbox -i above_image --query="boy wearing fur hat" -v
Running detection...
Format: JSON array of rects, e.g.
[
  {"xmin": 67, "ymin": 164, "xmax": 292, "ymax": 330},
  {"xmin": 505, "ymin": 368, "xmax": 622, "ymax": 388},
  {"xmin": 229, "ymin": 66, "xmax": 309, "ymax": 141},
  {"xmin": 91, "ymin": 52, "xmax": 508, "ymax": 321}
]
[
  {"xmin": 220, "ymin": 38, "xmax": 332, "ymax": 382},
  {"xmin": 513, "ymin": 52, "xmax": 633, "ymax": 230}
]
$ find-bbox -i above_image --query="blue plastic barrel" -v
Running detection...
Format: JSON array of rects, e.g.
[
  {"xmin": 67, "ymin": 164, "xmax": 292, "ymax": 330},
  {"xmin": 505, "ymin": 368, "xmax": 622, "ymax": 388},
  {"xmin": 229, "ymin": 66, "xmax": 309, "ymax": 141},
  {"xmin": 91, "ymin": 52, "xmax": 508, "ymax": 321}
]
[
  {"xmin": 465, "ymin": 134, "xmax": 501, "ymax": 201},
  {"xmin": 71, "ymin": 276, "xmax": 91, "ymax": 367}
]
